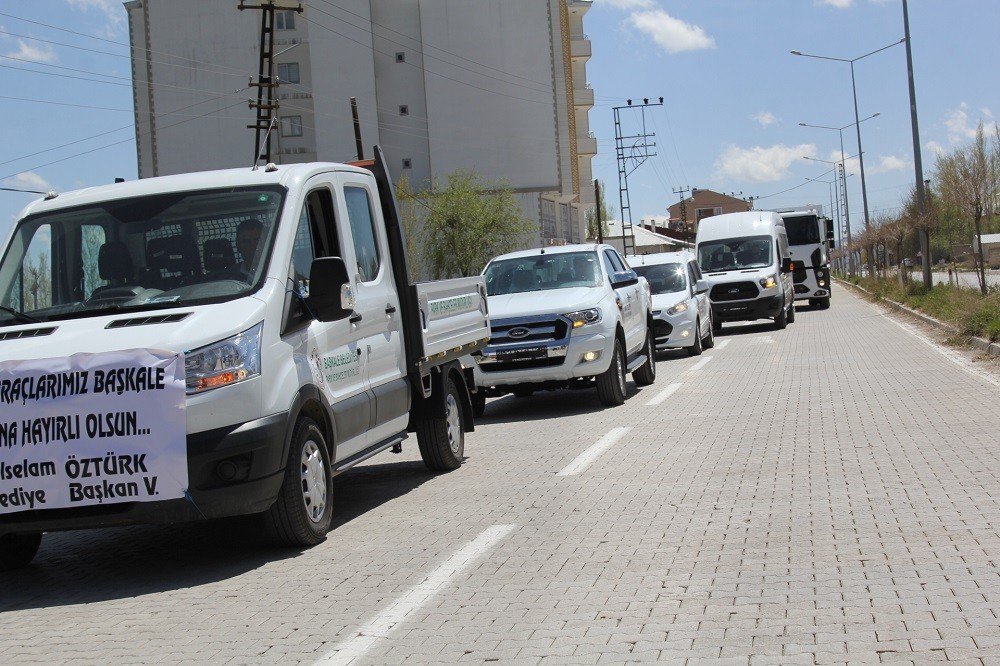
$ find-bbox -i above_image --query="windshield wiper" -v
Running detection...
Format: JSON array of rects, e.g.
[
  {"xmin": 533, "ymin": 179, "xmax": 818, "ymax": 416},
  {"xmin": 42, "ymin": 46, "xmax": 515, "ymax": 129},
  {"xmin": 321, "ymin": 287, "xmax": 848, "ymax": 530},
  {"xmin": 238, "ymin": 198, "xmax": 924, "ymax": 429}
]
[{"xmin": 0, "ymin": 305, "xmax": 42, "ymax": 324}]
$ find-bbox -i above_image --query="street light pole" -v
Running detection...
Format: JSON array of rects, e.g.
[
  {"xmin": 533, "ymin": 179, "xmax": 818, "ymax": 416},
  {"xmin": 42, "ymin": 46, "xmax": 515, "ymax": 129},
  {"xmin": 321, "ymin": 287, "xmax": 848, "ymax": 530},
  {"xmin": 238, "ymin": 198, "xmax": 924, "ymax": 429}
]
[
  {"xmin": 848, "ymin": 61, "xmax": 875, "ymax": 277},
  {"xmin": 903, "ymin": 0, "xmax": 932, "ymax": 287}
]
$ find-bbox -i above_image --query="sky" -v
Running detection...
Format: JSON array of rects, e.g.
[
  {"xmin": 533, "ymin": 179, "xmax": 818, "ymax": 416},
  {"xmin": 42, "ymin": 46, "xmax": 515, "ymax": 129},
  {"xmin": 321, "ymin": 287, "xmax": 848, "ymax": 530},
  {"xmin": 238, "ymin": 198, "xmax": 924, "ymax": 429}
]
[{"xmin": 1, "ymin": 0, "xmax": 998, "ymax": 242}]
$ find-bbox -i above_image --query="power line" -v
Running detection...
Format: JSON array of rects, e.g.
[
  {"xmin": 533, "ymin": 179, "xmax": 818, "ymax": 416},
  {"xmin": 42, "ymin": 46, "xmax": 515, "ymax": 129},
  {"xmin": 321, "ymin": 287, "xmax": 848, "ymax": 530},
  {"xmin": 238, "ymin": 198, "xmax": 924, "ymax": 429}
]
[{"xmin": 1, "ymin": 186, "xmax": 48, "ymax": 194}]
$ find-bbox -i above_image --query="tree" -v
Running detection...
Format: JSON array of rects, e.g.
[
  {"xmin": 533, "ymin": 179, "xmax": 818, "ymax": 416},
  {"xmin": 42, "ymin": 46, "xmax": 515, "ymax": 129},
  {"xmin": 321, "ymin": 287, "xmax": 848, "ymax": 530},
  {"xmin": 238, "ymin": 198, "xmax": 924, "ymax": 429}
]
[
  {"xmin": 416, "ymin": 170, "xmax": 536, "ymax": 279},
  {"xmin": 935, "ymin": 122, "xmax": 997, "ymax": 294},
  {"xmin": 585, "ymin": 180, "xmax": 614, "ymax": 241},
  {"xmin": 395, "ymin": 174, "xmax": 426, "ymax": 282}
]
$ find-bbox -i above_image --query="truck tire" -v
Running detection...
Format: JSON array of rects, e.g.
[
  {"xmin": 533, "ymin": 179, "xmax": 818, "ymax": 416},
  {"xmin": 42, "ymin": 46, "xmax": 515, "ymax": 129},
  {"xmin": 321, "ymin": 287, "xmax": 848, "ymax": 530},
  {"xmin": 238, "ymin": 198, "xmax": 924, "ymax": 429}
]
[
  {"xmin": 774, "ymin": 301, "xmax": 788, "ymax": 330},
  {"xmin": 263, "ymin": 417, "xmax": 333, "ymax": 547},
  {"xmin": 416, "ymin": 373, "xmax": 465, "ymax": 472},
  {"xmin": 686, "ymin": 320, "xmax": 704, "ymax": 357},
  {"xmin": 818, "ymin": 297, "xmax": 831, "ymax": 309},
  {"xmin": 0, "ymin": 532, "xmax": 42, "ymax": 571},
  {"xmin": 596, "ymin": 339, "xmax": 627, "ymax": 406},
  {"xmin": 632, "ymin": 328, "xmax": 656, "ymax": 387},
  {"xmin": 787, "ymin": 302, "xmax": 796, "ymax": 323},
  {"xmin": 702, "ymin": 316, "xmax": 715, "ymax": 349},
  {"xmin": 471, "ymin": 391, "xmax": 487, "ymax": 418}
]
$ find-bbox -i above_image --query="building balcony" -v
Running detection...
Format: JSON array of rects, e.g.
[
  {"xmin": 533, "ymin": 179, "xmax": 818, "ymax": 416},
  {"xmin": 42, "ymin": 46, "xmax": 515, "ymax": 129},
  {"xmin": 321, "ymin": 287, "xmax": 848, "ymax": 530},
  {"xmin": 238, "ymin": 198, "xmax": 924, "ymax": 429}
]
[
  {"xmin": 574, "ymin": 86, "xmax": 594, "ymax": 108},
  {"xmin": 570, "ymin": 37, "xmax": 591, "ymax": 60},
  {"xmin": 578, "ymin": 133, "xmax": 597, "ymax": 156}
]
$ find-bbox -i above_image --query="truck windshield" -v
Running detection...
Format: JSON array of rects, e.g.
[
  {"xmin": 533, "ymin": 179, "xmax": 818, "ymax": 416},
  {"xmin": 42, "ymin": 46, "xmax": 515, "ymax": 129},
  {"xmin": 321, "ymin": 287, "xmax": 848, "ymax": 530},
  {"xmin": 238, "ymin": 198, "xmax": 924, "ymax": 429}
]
[
  {"xmin": 484, "ymin": 251, "xmax": 602, "ymax": 296},
  {"xmin": 698, "ymin": 236, "xmax": 773, "ymax": 273},
  {"xmin": 633, "ymin": 263, "xmax": 686, "ymax": 294},
  {"xmin": 0, "ymin": 186, "xmax": 285, "ymax": 327},
  {"xmin": 783, "ymin": 215, "xmax": 821, "ymax": 246}
]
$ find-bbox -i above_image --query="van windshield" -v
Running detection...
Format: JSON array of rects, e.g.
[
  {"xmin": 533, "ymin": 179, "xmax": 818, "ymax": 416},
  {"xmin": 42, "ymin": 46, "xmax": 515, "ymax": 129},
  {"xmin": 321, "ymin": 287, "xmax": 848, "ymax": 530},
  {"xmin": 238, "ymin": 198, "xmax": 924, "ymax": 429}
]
[
  {"xmin": 484, "ymin": 251, "xmax": 602, "ymax": 296},
  {"xmin": 633, "ymin": 263, "xmax": 686, "ymax": 294},
  {"xmin": 0, "ymin": 186, "xmax": 285, "ymax": 327},
  {"xmin": 698, "ymin": 235, "xmax": 773, "ymax": 273}
]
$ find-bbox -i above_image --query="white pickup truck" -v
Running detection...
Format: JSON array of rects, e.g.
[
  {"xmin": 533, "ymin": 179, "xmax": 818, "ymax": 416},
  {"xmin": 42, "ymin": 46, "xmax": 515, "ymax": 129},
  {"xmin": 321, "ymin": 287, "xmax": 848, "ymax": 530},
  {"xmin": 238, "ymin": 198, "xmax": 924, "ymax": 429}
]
[
  {"xmin": 0, "ymin": 147, "xmax": 489, "ymax": 569},
  {"xmin": 471, "ymin": 244, "xmax": 656, "ymax": 412}
]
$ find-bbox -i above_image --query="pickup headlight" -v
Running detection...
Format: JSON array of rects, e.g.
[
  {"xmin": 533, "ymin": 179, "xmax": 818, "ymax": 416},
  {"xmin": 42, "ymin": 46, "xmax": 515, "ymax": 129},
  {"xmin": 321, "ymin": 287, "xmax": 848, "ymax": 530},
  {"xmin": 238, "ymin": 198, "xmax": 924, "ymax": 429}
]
[
  {"xmin": 759, "ymin": 275, "xmax": 778, "ymax": 289},
  {"xmin": 564, "ymin": 308, "xmax": 602, "ymax": 329},
  {"xmin": 666, "ymin": 302, "xmax": 688, "ymax": 316},
  {"xmin": 186, "ymin": 322, "xmax": 263, "ymax": 394}
]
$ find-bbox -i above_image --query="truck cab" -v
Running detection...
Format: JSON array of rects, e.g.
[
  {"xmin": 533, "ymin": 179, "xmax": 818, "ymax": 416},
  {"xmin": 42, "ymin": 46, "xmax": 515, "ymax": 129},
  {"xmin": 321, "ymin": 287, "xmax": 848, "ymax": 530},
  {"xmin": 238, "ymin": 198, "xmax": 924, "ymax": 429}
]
[
  {"xmin": 777, "ymin": 206, "xmax": 834, "ymax": 309},
  {"xmin": 0, "ymin": 148, "xmax": 488, "ymax": 569}
]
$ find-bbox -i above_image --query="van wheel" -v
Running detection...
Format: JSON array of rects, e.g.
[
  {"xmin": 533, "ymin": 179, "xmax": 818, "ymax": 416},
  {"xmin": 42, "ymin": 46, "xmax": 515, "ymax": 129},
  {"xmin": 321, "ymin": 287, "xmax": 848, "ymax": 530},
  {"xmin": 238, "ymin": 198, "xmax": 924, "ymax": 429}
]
[
  {"xmin": 416, "ymin": 374, "xmax": 465, "ymax": 472},
  {"xmin": 0, "ymin": 532, "xmax": 42, "ymax": 571},
  {"xmin": 686, "ymin": 320, "xmax": 704, "ymax": 356},
  {"xmin": 512, "ymin": 387, "xmax": 534, "ymax": 398},
  {"xmin": 787, "ymin": 303, "xmax": 796, "ymax": 323},
  {"xmin": 596, "ymin": 339, "xmax": 627, "ymax": 406},
  {"xmin": 632, "ymin": 328, "xmax": 656, "ymax": 387},
  {"xmin": 702, "ymin": 316, "xmax": 715, "ymax": 349},
  {"xmin": 263, "ymin": 417, "xmax": 333, "ymax": 547},
  {"xmin": 774, "ymin": 301, "xmax": 788, "ymax": 330},
  {"xmin": 471, "ymin": 391, "xmax": 487, "ymax": 418},
  {"xmin": 818, "ymin": 297, "xmax": 831, "ymax": 309},
  {"xmin": 713, "ymin": 319, "xmax": 722, "ymax": 334}
]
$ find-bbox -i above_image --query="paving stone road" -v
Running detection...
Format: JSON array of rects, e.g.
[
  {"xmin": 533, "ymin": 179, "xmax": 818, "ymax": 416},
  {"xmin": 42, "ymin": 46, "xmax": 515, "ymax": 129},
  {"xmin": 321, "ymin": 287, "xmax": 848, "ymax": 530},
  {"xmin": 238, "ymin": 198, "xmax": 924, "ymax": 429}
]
[{"xmin": 2, "ymin": 288, "xmax": 999, "ymax": 664}]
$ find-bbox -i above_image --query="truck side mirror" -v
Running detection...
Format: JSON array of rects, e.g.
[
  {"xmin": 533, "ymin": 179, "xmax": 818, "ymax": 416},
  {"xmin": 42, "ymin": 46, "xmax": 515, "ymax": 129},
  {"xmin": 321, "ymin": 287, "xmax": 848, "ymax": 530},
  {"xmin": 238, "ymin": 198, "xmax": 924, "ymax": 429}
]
[
  {"xmin": 828, "ymin": 239, "xmax": 836, "ymax": 249},
  {"xmin": 826, "ymin": 218, "xmax": 836, "ymax": 241},
  {"xmin": 306, "ymin": 257, "xmax": 354, "ymax": 322},
  {"xmin": 610, "ymin": 270, "xmax": 638, "ymax": 288},
  {"xmin": 781, "ymin": 258, "xmax": 794, "ymax": 274},
  {"xmin": 695, "ymin": 279, "xmax": 710, "ymax": 294}
]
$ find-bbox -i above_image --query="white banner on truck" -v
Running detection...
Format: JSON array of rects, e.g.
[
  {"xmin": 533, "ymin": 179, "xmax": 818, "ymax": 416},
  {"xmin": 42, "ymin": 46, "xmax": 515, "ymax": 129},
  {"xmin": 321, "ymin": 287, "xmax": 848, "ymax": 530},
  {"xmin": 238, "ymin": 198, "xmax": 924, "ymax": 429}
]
[{"xmin": 0, "ymin": 349, "xmax": 187, "ymax": 515}]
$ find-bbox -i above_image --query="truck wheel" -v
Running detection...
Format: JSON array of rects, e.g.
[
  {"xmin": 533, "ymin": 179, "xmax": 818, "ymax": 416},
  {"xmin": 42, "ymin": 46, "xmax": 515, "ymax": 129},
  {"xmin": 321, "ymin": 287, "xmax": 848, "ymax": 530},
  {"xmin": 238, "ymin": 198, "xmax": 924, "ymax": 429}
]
[
  {"xmin": 686, "ymin": 320, "xmax": 704, "ymax": 357},
  {"xmin": 0, "ymin": 532, "xmax": 42, "ymax": 571},
  {"xmin": 263, "ymin": 417, "xmax": 333, "ymax": 547},
  {"xmin": 632, "ymin": 329, "xmax": 656, "ymax": 386},
  {"xmin": 819, "ymin": 297, "xmax": 831, "ymax": 309},
  {"xmin": 471, "ymin": 391, "xmax": 487, "ymax": 418},
  {"xmin": 702, "ymin": 316, "xmax": 715, "ymax": 349},
  {"xmin": 774, "ymin": 301, "xmax": 788, "ymax": 330},
  {"xmin": 596, "ymin": 339, "xmax": 627, "ymax": 406},
  {"xmin": 416, "ymin": 374, "xmax": 465, "ymax": 472},
  {"xmin": 787, "ymin": 303, "xmax": 796, "ymax": 323}
]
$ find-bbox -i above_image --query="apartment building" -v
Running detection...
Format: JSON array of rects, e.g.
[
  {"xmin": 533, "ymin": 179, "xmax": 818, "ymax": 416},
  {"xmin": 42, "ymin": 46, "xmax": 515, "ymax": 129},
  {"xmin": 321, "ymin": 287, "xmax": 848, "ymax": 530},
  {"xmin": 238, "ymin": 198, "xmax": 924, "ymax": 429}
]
[{"xmin": 125, "ymin": 0, "xmax": 596, "ymax": 245}]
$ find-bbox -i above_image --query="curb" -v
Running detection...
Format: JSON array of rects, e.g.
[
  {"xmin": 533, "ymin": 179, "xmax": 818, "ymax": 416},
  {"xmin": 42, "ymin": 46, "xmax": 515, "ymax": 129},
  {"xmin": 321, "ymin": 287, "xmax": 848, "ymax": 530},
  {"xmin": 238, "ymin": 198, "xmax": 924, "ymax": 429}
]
[{"xmin": 835, "ymin": 278, "xmax": 1000, "ymax": 357}]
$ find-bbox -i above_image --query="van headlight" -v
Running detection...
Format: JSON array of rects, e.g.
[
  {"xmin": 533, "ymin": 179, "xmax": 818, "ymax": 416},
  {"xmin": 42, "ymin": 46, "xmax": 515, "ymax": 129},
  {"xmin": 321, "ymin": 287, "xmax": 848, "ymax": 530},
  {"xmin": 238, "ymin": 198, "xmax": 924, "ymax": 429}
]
[
  {"xmin": 759, "ymin": 275, "xmax": 778, "ymax": 289},
  {"xmin": 564, "ymin": 308, "xmax": 602, "ymax": 328},
  {"xmin": 186, "ymin": 322, "xmax": 263, "ymax": 394},
  {"xmin": 666, "ymin": 302, "xmax": 688, "ymax": 315}
]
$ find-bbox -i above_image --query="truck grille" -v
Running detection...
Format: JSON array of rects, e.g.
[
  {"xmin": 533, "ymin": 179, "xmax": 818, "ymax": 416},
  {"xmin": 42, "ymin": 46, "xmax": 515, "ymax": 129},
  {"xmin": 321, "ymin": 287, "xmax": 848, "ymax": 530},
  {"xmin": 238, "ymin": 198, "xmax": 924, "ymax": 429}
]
[
  {"xmin": 710, "ymin": 282, "xmax": 759, "ymax": 302},
  {"xmin": 490, "ymin": 316, "xmax": 568, "ymax": 344},
  {"xmin": 793, "ymin": 265, "xmax": 808, "ymax": 284}
]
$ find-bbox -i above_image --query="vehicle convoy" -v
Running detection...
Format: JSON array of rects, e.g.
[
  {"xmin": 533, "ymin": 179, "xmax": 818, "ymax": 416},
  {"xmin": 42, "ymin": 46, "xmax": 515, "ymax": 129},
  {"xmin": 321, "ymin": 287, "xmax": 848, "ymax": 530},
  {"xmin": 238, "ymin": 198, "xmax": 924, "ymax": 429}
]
[
  {"xmin": 470, "ymin": 244, "xmax": 656, "ymax": 414},
  {"xmin": 0, "ymin": 147, "xmax": 489, "ymax": 569},
  {"xmin": 775, "ymin": 205, "xmax": 835, "ymax": 309},
  {"xmin": 631, "ymin": 251, "xmax": 714, "ymax": 356},
  {"xmin": 695, "ymin": 211, "xmax": 797, "ymax": 331}
]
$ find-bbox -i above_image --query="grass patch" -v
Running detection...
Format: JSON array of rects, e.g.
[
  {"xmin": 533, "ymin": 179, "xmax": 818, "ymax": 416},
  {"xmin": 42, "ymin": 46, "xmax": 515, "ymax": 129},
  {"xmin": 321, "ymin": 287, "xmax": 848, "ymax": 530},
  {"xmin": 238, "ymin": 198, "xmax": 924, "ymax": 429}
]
[{"xmin": 849, "ymin": 276, "xmax": 1000, "ymax": 342}]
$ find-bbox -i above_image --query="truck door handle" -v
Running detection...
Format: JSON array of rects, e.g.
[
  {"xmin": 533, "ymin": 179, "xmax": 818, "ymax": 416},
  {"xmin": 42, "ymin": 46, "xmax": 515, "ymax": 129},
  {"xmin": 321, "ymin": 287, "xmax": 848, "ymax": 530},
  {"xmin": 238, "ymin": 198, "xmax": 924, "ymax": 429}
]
[
  {"xmin": 349, "ymin": 312, "xmax": 363, "ymax": 324},
  {"xmin": 385, "ymin": 304, "xmax": 396, "ymax": 314}
]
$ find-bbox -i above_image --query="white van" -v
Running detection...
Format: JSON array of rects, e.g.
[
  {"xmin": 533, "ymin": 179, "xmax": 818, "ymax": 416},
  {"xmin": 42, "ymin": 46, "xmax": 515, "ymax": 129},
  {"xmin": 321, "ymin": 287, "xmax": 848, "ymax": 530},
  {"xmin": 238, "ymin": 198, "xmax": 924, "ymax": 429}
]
[
  {"xmin": 695, "ymin": 211, "xmax": 796, "ymax": 330},
  {"xmin": 0, "ymin": 148, "xmax": 489, "ymax": 569}
]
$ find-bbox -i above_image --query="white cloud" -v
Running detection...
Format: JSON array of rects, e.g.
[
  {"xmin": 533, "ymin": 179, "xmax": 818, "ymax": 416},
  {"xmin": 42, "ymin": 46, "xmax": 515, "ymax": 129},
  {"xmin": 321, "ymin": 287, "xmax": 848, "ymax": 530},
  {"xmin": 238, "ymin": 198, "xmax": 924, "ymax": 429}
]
[
  {"xmin": 4, "ymin": 39, "xmax": 57, "ymax": 64},
  {"xmin": 943, "ymin": 102, "xmax": 998, "ymax": 143},
  {"xmin": 925, "ymin": 140, "xmax": 945, "ymax": 157},
  {"xmin": 870, "ymin": 155, "xmax": 910, "ymax": 174},
  {"xmin": 627, "ymin": 8, "xmax": 715, "ymax": 54},
  {"xmin": 752, "ymin": 111, "xmax": 777, "ymax": 127},
  {"xmin": 66, "ymin": 0, "xmax": 126, "ymax": 37},
  {"xmin": 3, "ymin": 172, "xmax": 54, "ymax": 192},
  {"xmin": 816, "ymin": 0, "xmax": 854, "ymax": 7},
  {"xmin": 715, "ymin": 143, "xmax": 816, "ymax": 183},
  {"xmin": 595, "ymin": 0, "xmax": 654, "ymax": 9},
  {"xmin": 828, "ymin": 150, "xmax": 860, "ymax": 176}
]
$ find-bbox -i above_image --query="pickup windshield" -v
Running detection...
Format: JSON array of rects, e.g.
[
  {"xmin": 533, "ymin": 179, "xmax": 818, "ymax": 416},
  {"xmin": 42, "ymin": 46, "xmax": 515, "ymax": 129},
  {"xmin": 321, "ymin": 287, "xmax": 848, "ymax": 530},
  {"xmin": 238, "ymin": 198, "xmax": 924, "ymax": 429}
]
[
  {"xmin": 484, "ymin": 251, "xmax": 602, "ymax": 296},
  {"xmin": 698, "ymin": 236, "xmax": 773, "ymax": 273},
  {"xmin": 633, "ymin": 263, "xmax": 686, "ymax": 294},
  {"xmin": 0, "ymin": 186, "xmax": 285, "ymax": 326}
]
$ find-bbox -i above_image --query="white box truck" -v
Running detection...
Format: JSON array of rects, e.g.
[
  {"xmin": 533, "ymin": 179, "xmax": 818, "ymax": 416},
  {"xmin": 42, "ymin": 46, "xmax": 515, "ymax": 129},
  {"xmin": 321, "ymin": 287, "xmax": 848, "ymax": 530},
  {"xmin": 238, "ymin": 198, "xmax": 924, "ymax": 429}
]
[{"xmin": 775, "ymin": 205, "xmax": 835, "ymax": 308}]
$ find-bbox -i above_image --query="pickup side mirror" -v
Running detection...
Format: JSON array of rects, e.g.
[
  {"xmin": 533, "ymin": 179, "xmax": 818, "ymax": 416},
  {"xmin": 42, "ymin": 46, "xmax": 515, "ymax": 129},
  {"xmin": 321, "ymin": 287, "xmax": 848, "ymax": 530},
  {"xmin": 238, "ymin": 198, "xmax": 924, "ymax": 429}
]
[
  {"xmin": 610, "ymin": 270, "xmax": 639, "ymax": 289},
  {"xmin": 695, "ymin": 279, "xmax": 710, "ymax": 294},
  {"xmin": 306, "ymin": 257, "xmax": 354, "ymax": 322},
  {"xmin": 780, "ymin": 257, "xmax": 795, "ymax": 274}
]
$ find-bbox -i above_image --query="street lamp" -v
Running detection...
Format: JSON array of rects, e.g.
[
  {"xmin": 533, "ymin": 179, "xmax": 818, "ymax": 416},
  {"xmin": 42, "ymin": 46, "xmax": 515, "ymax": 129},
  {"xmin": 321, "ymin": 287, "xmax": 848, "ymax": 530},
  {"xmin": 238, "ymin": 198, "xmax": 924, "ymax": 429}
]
[{"xmin": 791, "ymin": 38, "xmax": 905, "ymax": 276}]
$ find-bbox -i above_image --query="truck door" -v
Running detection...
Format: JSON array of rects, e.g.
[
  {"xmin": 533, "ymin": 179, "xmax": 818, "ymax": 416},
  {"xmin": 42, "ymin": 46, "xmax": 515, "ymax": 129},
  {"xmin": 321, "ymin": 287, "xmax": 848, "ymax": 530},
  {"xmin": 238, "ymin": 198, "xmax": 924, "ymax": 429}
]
[
  {"xmin": 338, "ymin": 178, "xmax": 409, "ymax": 448},
  {"xmin": 286, "ymin": 180, "xmax": 371, "ymax": 462}
]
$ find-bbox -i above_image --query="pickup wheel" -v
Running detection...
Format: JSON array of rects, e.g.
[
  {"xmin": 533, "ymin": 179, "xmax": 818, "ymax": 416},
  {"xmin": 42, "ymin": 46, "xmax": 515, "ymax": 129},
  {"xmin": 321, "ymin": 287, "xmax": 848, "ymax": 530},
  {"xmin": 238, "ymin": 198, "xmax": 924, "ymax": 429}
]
[
  {"xmin": 596, "ymin": 339, "xmax": 627, "ymax": 406},
  {"xmin": 416, "ymin": 374, "xmax": 465, "ymax": 472},
  {"xmin": 471, "ymin": 391, "xmax": 487, "ymax": 418},
  {"xmin": 686, "ymin": 319, "xmax": 704, "ymax": 357},
  {"xmin": 632, "ymin": 328, "xmax": 656, "ymax": 387},
  {"xmin": 263, "ymin": 417, "xmax": 333, "ymax": 547},
  {"xmin": 0, "ymin": 532, "xmax": 42, "ymax": 571}
]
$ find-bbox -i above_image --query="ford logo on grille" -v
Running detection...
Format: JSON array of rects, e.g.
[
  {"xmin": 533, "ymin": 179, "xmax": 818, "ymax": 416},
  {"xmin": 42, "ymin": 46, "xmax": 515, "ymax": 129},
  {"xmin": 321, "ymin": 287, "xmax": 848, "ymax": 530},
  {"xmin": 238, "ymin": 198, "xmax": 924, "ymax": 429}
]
[
  {"xmin": 728, "ymin": 288, "xmax": 740, "ymax": 294},
  {"xmin": 508, "ymin": 327, "xmax": 531, "ymax": 339}
]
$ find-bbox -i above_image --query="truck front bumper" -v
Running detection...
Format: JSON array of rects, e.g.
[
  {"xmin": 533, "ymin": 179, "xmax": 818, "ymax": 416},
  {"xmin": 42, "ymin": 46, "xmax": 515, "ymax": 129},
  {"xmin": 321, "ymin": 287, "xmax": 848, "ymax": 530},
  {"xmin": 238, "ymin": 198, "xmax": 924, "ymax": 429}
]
[{"xmin": 0, "ymin": 413, "xmax": 288, "ymax": 536}]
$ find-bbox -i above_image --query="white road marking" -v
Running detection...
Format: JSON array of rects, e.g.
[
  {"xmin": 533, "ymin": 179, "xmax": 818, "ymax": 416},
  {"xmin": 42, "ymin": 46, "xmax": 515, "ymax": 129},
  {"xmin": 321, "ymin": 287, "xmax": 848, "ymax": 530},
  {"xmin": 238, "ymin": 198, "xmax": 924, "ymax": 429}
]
[
  {"xmin": 646, "ymin": 382, "xmax": 683, "ymax": 406},
  {"xmin": 688, "ymin": 356, "xmax": 713, "ymax": 373},
  {"xmin": 890, "ymin": 318, "xmax": 1000, "ymax": 389},
  {"xmin": 556, "ymin": 427, "xmax": 631, "ymax": 477},
  {"xmin": 315, "ymin": 524, "xmax": 517, "ymax": 665},
  {"xmin": 715, "ymin": 339, "xmax": 731, "ymax": 350},
  {"xmin": 759, "ymin": 335, "xmax": 775, "ymax": 344}
]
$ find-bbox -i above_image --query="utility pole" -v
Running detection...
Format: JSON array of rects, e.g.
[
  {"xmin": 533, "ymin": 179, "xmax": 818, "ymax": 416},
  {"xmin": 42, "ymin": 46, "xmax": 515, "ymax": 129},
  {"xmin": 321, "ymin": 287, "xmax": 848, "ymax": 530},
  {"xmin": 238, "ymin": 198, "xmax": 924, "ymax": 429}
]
[
  {"xmin": 594, "ymin": 179, "xmax": 604, "ymax": 244},
  {"xmin": 838, "ymin": 162, "xmax": 855, "ymax": 276},
  {"xmin": 613, "ymin": 97, "xmax": 663, "ymax": 257},
  {"xmin": 902, "ymin": 0, "xmax": 931, "ymax": 287},
  {"xmin": 240, "ymin": 1, "xmax": 303, "ymax": 166},
  {"xmin": 672, "ymin": 185, "xmax": 690, "ymax": 238},
  {"xmin": 350, "ymin": 96, "xmax": 364, "ymax": 161}
]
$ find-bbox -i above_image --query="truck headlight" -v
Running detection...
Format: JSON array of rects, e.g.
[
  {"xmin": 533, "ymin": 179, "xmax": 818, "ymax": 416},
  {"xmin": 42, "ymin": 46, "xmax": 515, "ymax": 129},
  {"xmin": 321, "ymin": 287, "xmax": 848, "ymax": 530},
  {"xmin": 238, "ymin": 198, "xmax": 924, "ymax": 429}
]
[
  {"xmin": 666, "ymin": 302, "xmax": 688, "ymax": 316},
  {"xmin": 759, "ymin": 275, "xmax": 778, "ymax": 289},
  {"xmin": 564, "ymin": 308, "xmax": 602, "ymax": 328},
  {"xmin": 186, "ymin": 322, "xmax": 263, "ymax": 394}
]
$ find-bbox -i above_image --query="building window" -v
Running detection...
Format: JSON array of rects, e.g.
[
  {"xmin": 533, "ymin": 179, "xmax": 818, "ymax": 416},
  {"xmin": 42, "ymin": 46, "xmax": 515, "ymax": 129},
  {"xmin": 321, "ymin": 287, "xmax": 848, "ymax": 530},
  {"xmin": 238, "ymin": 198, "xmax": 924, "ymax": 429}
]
[
  {"xmin": 696, "ymin": 207, "xmax": 722, "ymax": 222},
  {"xmin": 402, "ymin": 158, "xmax": 412, "ymax": 169},
  {"xmin": 398, "ymin": 104, "xmax": 409, "ymax": 116},
  {"xmin": 277, "ymin": 62, "xmax": 300, "ymax": 84},
  {"xmin": 395, "ymin": 52, "xmax": 406, "ymax": 63},
  {"xmin": 281, "ymin": 115, "xmax": 303, "ymax": 137},
  {"xmin": 275, "ymin": 10, "xmax": 296, "ymax": 30}
]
